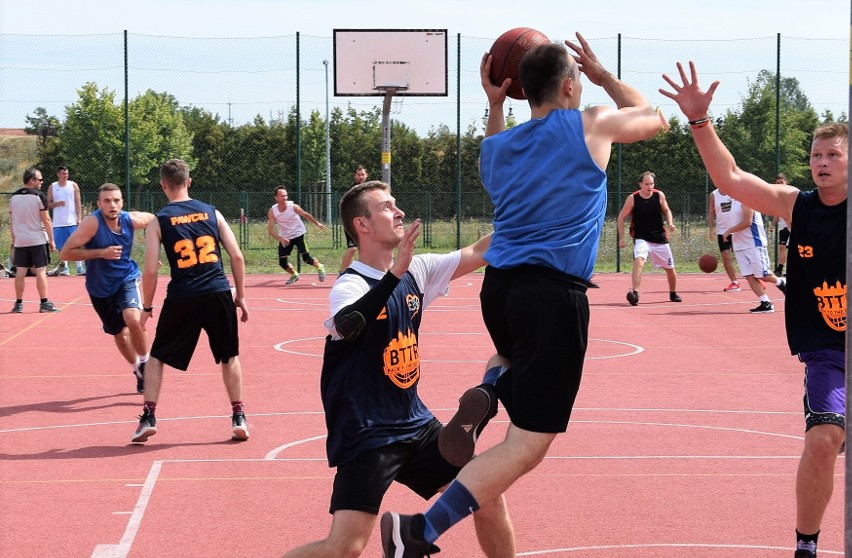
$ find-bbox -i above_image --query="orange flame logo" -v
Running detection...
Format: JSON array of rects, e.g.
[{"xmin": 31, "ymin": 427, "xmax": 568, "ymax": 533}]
[
  {"xmin": 383, "ymin": 329, "xmax": 420, "ymax": 389},
  {"xmin": 813, "ymin": 280, "xmax": 847, "ymax": 332}
]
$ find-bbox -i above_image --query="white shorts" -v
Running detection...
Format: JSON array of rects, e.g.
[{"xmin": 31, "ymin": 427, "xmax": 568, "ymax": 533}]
[
  {"xmin": 734, "ymin": 246, "xmax": 772, "ymax": 278},
  {"xmin": 633, "ymin": 238, "xmax": 675, "ymax": 270}
]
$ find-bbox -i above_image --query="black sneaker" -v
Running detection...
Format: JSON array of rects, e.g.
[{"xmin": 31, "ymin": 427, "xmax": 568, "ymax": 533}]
[
  {"xmin": 749, "ymin": 301, "xmax": 775, "ymax": 313},
  {"xmin": 380, "ymin": 512, "xmax": 440, "ymax": 558},
  {"xmin": 438, "ymin": 386, "xmax": 498, "ymax": 467},
  {"xmin": 669, "ymin": 292, "xmax": 682, "ymax": 303},
  {"xmin": 626, "ymin": 290, "xmax": 639, "ymax": 306},
  {"xmin": 794, "ymin": 549, "xmax": 816, "ymax": 558},
  {"xmin": 131, "ymin": 408, "xmax": 157, "ymax": 443},
  {"xmin": 776, "ymin": 277, "xmax": 787, "ymax": 295},
  {"xmin": 232, "ymin": 412, "xmax": 249, "ymax": 440},
  {"xmin": 39, "ymin": 300, "xmax": 60, "ymax": 313},
  {"xmin": 11, "ymin": 301, "xmax": 23, "ymax": 313},
  {"xmin": 133, "ymin": 361, "xmax": 146, "ymax": 394}
]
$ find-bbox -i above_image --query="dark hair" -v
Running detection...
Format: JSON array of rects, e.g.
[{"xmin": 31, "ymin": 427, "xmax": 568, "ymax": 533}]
[
  {"xmin": 274, "ymin": 185, "xmax": 287, "ymax": 196},
  {"xmin": 160, "ymin": 159, "xmax": 190, "ymax": 189},
  {"xmin": 340, "ymin": 180, "xmax": 389, "ymax": 245},
  {"xmin": 519, "ymin": 42, "xmax": 575, "ymax": 107},
  {"xmin": 57, "ymin": 165, "xmax": 69, "ymax": 172},
  {"xmin": 23, "ymin": 167, "xmax": 40, "ymax": 184}
]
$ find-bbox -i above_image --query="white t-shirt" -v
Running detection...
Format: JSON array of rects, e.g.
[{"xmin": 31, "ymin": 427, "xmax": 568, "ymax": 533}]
[
  {"xmin": 324, "ymin": 251, "xmax": 461, "ymax": 340},
  {"xmin": 711, "ymin": 189, "xmax": 738, "ymax": 234},
  {"xmin": 50, "ymin": 181, "xmax": 79, "ymax": 227}
]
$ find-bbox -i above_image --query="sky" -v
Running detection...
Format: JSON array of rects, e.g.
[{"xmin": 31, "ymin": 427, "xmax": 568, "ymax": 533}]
[{"xmin": 0, "ymin": 0, "xmax": 848, "ymax": 133}]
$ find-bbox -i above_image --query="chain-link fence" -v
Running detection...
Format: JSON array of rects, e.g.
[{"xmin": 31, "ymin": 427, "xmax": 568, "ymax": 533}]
[{"xmin": 1, "ymin": 31, "xmax": 846, "ymax": 273}]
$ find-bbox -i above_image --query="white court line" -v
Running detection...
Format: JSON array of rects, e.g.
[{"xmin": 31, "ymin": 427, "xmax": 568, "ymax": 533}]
[
  {"xmin": 264, "ymin": 434, "xmax": 327, "ymax": 460},
  {"xmin": 517, "ymin": 543, "xmax": 841, "ymax": 556},
  {"xmin": 90, "ymin": 461, "xmax": 162, "ymax": 558},
  {"xmin": 273, "ymin": 336, "xmax": 644, "ymax": 361}
]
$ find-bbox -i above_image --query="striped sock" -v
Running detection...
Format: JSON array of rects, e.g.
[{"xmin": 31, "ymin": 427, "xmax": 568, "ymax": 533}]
[{"xmin": 422, "ymin": 480, "xmax": 479, "ymax": 543}]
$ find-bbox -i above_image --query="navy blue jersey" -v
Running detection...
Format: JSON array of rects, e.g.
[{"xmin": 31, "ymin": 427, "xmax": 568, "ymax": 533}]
[
  {"xmin": 157, "ymin": 199, "xmax": 231, "ymax": 299},
  {"xmin": 785, "ymin": 191, "xmax": 847, "ymax": 354},
  {"xmin": 630, "ymin": 190, "xmax": 668, "ymax": 244},
  {"xmin": 84, "ymin": 210, "xmax": 140, "ymax": 297},
  {"xmin": 321, "ymin": 268, "xmax": 434, "ymax": 467}
]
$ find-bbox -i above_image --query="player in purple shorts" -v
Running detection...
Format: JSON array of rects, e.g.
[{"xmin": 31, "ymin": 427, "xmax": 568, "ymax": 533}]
[{"xmin": 662, "ymin": 61, "xmax": 847, "ymax": 558}]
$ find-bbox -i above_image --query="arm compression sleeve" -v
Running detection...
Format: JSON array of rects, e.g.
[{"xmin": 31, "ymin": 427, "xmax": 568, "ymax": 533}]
[{"xmin": 333, "ymin": 272, "xmax": 401, "ymax": 340}]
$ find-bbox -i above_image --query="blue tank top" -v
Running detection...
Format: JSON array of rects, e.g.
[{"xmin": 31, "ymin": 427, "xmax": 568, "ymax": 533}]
[
  {"xmin": 84, "ymin": 210, "xmax": 140, "ymax": 297},
  {"xmin": 479, "ymin": 109, "xmax": 606, "ymax": 281},
  {"xmin": 157, "ymin": 199, "xmax": 231, "ymax": 299},
  {"xmin": 320, "ymin": 269, "xmax": 434, "ymax": 467}
]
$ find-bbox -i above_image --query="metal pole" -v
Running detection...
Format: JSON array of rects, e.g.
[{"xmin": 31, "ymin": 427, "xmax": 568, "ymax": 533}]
[
  {"xmin": 381, "ymin": 89, "xmax": 395, "ymax": 187},
  {"xmin": 455, "ymin": 33, "xmax": 462, "ymax": 249},
  {"xmin": 323, "ymin": 60, "xmax": 331, "ymax": 222},
  {"xmin": 775, "ymin": 33, "xmax": 782, "ymax": 267},
  {"xmin": 123, "ymin": 30, "xmax": 130, "ymax": 205},
  {"xmin": 615, "ymin": 33, "xmax": 622, "ymax": 273}
]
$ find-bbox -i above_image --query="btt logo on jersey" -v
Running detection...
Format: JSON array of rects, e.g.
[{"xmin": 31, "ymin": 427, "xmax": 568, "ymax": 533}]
[
  {"xmin": 383, "ymin": 328, "xmax": 420, "ymax": 389},
  {"xmin": 813, "ymin": 280, "xmax": 847, "ymax": 332}
]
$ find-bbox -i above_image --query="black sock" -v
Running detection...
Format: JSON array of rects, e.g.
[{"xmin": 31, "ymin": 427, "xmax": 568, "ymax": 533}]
[
  {"xmin": 796, "ymin": 530, "xmax": 818, "ymax": 556},
  {"xmin": 15, "ymin": 299, "xmax": 22, "ymax": 304},
  {"xmin": 40, "ymin": 298, "xmax": 47, "ymax": 304}
]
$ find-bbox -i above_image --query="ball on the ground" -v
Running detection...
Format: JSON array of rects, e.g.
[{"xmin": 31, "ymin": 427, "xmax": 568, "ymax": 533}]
[
  {"xmin": 699, "ymin": 253, "xmax": 718, "ymax": 273},
  {"xmin": 489, "ymin": 27, "xmax": 550, "ymax": 100}
]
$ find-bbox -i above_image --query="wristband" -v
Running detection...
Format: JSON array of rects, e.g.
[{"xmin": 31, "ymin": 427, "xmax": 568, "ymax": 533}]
[
  {"xmin": 142, "ymin": 306, "xmax": 154, "ymax": 313},
  {"xmin": 689, "ymin": 117, "xmax": 711, "ymax": 129}
]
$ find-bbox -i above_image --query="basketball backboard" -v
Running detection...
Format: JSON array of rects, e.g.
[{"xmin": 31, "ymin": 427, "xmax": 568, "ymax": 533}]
[{"xmin": 333, "ymin": 29, "xmax": 447, "ymax": 96}]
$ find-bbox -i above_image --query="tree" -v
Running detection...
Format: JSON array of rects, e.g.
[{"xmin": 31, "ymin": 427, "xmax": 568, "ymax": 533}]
[
  {"xmin": 128, "ymin": 90, "xmax": 194, "ymax": 203},
  {"xmin": 61, "ymin": 83, "xmax": 124, "ymax": 191},
  {"xmin": 24, "ymin": 108, "xmax": 61, "ymax": 149}
]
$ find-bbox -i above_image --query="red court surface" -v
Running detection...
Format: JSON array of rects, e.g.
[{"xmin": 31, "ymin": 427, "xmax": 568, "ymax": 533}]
[{"xmin": 0, "ymin": 271, "xmax": 843, "ymax": 557}]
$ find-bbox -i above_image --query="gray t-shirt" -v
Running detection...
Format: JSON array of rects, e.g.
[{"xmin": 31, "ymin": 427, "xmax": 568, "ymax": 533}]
[{"xmin": 10, "ymin": 187, "xmax": 49, "ymax": 247}]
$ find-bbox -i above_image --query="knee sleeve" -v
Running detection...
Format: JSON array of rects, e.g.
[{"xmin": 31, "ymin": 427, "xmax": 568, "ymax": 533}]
[
  {"xmin": 301, "ymin": 252, "xmax": 314, "ymax": 265},
  {"xmin": 279, "ymin": 256, "xmax": 289, "ymax": 270}
]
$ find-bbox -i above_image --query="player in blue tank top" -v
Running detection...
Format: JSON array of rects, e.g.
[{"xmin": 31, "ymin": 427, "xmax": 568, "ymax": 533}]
[
  {"xmin": 60, "ymin": 183, "xmax": 155, "ymax": 393},
  {"xmin": 382, "ymin": 32, "xmax": 667, "ymax": 555},
  {"xmin": 132, "ymin": 159, "xmax": 250, "ymax": 444},
  {"xmin": 662, "ymin": 61, "xmax": 847, "ymax": 558}
]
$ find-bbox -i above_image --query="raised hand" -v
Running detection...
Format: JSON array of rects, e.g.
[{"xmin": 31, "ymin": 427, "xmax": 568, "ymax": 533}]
[
  {"xmin": 564, "ymin": 32, "xmax": 608, "ymax": 85},
  {"xmin": 659, "ymin": 61, "xmax": 720, "ymax": 121}
]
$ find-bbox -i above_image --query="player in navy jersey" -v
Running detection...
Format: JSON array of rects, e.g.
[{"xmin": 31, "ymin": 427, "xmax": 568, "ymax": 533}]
[
  {"xmin": 285, "ymin": 180, "xmax": 514, "ymax": 557},
  {"xmin": 662, "ymin": 61, "xmax": 847, "ymax": 558},
  {"xmin": 60, "ymin": 183, "xmax": 155, "ymax": 393},
  {"xmin": 133, "ymin": 159, "xmax": 249, "ymax": 444}
]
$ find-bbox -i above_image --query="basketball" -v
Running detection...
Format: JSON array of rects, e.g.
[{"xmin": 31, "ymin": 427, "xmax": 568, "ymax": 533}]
[
  {"xmin": 699, "ymin": 254, "xmax": 718, "ymax": 273},
  {"xmin": 489, "ymin": 27, "xmax": 550, "ymax": 100}
]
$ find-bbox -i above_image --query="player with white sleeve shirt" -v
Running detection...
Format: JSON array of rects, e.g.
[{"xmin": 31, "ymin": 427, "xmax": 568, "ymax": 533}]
[{"xmin": 721, "ymin": 200, "xmax": 784, "ymax": 313}]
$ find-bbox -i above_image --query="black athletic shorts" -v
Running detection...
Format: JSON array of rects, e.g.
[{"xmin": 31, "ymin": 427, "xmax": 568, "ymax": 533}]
[
  {"xmin": 329, "ymin": 419, "xmax": 460, "ymax": 515},
  {"xmin": 779, "ymin": 227, "xmax": 790, "ymax": 245},
  {"xmin": 150, "ymin": 290, "xmax": 239, "ymax": 371},
  {"xmin": 480, "ymin": 265, "xmax": 589, "ymax": 433},
  {"xmin": 716, "ymin": 234, "xmax": 733, "ymax": 253},
  {"xmin": 12, "ymin": 243, "xmax": 50, "ymax": 269}
]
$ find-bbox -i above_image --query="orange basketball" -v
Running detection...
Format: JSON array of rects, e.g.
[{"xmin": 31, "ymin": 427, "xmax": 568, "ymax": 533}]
[
  {"xmin": 699, "ymin": 253, "xmax": 718, "ymax": 273},
  {"xmin": 489, "ymin": 27, "xmax": 550, "ymax": 100}
]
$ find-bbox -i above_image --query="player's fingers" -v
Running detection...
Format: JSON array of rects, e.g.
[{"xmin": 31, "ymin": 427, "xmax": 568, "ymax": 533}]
[
  {"xmin": 480, "ymin": 52, "xmax": 491, "ymax": 72},
  {"xmin": 706, "ymin": 80, "xmax": 721, "ymax": 97},
  {"xmin": 677, "ymin": 61, "xmax": 689, "ymax": 84},
  {"xmin": 661, "ymin": 72, "xmax": 680, "ymax": 91}
]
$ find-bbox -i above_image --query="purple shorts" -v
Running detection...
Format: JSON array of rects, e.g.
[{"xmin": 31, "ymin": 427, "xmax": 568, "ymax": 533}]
[{"xmin": 801, "ymin": 348, "xmax": 846, "ymax": 431}]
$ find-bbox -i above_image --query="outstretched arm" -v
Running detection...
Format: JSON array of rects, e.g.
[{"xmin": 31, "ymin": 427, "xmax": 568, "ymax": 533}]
[
  {"xmin": 294, "ymin": 205, "xmax": 325, "ymax": 229},
  {"xmin": 452, "ymin": 232, "xmax": 492, "ymax": 280},
  {"xmin": 567, "ymin": 32, "xmax": 663, "ymax": 165},
  {"xmin": 660, "ymin": 61, "xmax": 798, "ymax": 224}
]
